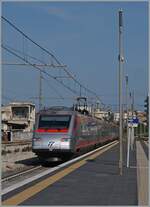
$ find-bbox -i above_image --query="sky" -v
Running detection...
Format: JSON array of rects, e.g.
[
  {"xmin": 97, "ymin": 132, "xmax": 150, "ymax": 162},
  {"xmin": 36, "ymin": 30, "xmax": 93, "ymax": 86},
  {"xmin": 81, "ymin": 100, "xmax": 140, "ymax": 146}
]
[{"xmin": 1, "ymin": 1, "xmax": 149, "ymax": 112}]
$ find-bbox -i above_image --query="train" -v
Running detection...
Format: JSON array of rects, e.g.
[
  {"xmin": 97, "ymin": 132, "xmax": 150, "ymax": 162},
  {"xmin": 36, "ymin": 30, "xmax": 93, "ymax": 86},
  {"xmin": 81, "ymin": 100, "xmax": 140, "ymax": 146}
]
[{"xmin": 32, "ymin": 106, "xmax": 119, "ymax": 162}]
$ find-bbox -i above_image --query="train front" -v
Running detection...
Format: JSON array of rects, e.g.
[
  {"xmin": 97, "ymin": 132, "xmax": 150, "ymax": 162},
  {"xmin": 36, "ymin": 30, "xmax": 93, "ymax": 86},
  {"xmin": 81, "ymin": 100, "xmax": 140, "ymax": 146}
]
[{"xmin": 32, "ymin": 111, "xmax": 74, "ymax": 161}]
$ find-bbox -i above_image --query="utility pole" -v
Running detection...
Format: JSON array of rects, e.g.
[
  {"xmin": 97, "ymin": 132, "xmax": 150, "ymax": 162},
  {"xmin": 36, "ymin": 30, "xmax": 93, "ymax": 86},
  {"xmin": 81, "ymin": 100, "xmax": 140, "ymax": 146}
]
[
  {"xmin": 144, "ymin": 95, "xmax": 149, "ymax": 135},
  {"xmin": 118, "ymin": 9, "xmax": 124, "ymax": 175},
  {"xmin": 127, "ymin": 90, "xmax": 133, "ymax": 168},
  {"xmin": 131, "ymin": 91, "xmax": 134, "ymax": 117},
  {"xmin": 39, "ymin": 70, "xmax": 42, "ymax": 111},
  {"xmin": 80, "ymin": 85, "xmax": 82, "ymax": 97},
  {"xmin": 126, "ymin": 75, "xmax": 129, "ymax": 167},
  {"xmin": 125, "ymin": 75, "xmax": 128, "ymax": 116},
  {"xmin": 125, "ymin": 75, "xmax": 129, "ymax": 144},
  {"xmin": 131, "ymin": 91, "xmax": 135, "ymax": 150}
]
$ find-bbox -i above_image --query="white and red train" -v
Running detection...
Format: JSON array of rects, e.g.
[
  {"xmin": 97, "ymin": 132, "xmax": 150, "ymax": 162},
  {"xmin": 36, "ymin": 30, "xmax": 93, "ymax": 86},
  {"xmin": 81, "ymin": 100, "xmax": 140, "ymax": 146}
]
[{"xmin": 32, "ymin": 106, "xmax": 118, "ymax": 161}]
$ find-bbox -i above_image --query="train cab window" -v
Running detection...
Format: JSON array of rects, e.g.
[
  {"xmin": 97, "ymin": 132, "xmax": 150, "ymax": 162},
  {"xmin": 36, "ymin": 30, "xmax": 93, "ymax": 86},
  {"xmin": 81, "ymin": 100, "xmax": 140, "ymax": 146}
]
[{"xmin": 38, "ymin": 115, "xmax": 71, "ymax": 129}]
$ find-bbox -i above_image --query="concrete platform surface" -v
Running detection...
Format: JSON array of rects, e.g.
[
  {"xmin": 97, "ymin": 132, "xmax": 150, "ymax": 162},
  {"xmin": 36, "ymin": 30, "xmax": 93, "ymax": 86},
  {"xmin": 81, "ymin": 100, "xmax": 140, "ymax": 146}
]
[
  {"xmin": 18, "ymin": 142, "xmax": 138, "ymax": 206},
  {"xmin": 3, "ymin": 140, "xmax": 148, "ymax": 206}
]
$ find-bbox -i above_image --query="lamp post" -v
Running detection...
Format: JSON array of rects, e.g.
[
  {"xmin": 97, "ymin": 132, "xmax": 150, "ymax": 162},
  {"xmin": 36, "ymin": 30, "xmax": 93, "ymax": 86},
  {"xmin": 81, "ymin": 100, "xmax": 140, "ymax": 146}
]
[
  {"xmin": 125, "ymin": 75, "xmax": 128, "ymax": 116},
  {"xmin": 126, "ymin": 75, "xmax": 130, "ymax": 167},
  {"xmin": 39, "ymin": 70, "xmax": 42, "ymax": 111},
  {"xmin": 118, "ymin": 9, "xmax": 124, "ymax": 175}
]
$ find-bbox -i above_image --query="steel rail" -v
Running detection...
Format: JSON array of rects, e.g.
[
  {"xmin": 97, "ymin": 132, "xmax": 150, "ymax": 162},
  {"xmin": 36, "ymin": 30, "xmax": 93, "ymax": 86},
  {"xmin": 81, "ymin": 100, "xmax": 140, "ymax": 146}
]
[{"xmin": 2, "ymin": 166, "xmax": 43, "ymax": 182}]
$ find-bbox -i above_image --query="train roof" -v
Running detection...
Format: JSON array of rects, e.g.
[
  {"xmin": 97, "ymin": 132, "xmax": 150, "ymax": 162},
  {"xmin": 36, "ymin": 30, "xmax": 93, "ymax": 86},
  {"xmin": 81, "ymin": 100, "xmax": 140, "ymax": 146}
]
[
  {"xmin": 37, "ymin": 106, "xmax": 75, "ymax": 115},
  {"xmin": 36, "ymin": 106, "xmax": 92, "ymax": 117},
  {"xmin": 36, "ymin": 106, "xmax": 118, "ymax": 127}
]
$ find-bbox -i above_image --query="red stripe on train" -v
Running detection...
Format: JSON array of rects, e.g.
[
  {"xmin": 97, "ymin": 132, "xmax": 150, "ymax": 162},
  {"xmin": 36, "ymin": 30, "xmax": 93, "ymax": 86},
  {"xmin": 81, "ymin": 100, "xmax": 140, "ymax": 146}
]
[{"xmin": 35, "ymin": 128, "xmax": 68, "ymax": 133}]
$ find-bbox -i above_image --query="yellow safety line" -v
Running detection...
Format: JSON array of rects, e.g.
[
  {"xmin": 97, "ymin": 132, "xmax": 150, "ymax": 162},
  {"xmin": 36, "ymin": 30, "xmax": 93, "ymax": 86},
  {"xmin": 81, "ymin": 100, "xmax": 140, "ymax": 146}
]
[{"xmin": 2, "ymin": 141, "xmax": 118, "ymax": 205}]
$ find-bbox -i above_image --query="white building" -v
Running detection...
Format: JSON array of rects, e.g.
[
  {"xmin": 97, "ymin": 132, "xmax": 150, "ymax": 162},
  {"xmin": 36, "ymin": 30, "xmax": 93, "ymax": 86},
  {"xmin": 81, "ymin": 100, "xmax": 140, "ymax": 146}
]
[
  {"xmin": 114, "ymin": 113, "xmax": 120, "ymax": 122},
  {"xmin": 1, "ymin": 102, "xmax": 35, "ymax": 132},
  {"xmin": 93, "ymin": 108, "xmax": 109, "ymax": 120}
]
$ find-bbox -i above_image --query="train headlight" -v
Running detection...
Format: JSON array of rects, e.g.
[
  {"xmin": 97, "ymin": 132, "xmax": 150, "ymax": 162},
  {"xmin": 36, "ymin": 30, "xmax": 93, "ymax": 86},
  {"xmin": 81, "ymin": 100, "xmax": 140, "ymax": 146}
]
[
  {"xmin": 33, "ymin": 137, "xmax": 41, "ymax": 141},
  {"xmin": 61, "ymin": 138, "xmax": 70, "ymax": 142}
]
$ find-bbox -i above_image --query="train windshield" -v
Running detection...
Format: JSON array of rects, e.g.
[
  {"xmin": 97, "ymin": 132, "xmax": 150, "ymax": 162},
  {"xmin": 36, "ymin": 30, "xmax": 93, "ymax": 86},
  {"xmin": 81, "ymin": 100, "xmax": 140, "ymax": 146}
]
[{"xmin": 38, "ymin": 115, "xmax": 71, "ymax": 130}]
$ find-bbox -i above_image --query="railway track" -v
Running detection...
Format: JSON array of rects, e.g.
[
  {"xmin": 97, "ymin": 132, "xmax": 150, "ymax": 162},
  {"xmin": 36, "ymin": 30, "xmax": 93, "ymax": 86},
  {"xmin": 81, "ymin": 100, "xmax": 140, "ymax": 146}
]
[{"xmin": 2, "ymin": 166, "xmax": 43, "ymax": 182}]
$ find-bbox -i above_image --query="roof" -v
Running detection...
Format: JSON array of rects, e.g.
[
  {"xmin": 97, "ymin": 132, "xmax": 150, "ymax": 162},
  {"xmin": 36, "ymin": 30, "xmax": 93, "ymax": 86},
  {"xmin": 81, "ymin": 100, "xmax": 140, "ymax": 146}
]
[{"xmin": 8, "ymin": 102, "xmax": 35, "ymax": 107}]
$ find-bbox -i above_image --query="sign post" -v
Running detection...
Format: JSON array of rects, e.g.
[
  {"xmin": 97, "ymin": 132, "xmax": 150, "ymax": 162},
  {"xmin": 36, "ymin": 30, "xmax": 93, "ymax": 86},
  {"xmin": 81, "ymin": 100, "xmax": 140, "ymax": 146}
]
[
  {"xmin": 127, "ymin": 125, "xmax": 131, "ymax": 167},
  {"xmin": 127, "ymin": 117, "xmax": 139, "ymax": 167},
  {"xmin": 118, "ymin": 9, "xmax": 124, "ymax": 176}
]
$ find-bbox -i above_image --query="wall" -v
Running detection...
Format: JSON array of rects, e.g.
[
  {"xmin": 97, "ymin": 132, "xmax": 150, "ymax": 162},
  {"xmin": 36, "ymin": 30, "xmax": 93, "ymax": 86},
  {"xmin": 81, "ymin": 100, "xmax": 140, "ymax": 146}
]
[
  {"xmin": 2, "ymin": 141, "xmax": 36, "ymax": 173},
  {"xmin": 12, "ymin": 132, "xmax": 33, "ymax": 141}
]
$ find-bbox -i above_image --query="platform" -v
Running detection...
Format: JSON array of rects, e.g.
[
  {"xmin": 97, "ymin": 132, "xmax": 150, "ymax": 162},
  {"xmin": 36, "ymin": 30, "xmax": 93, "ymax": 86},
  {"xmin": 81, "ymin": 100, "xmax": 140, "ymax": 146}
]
[{"xmin": 2, "ymin": 140, "xmax": 148, "ymax": 206}]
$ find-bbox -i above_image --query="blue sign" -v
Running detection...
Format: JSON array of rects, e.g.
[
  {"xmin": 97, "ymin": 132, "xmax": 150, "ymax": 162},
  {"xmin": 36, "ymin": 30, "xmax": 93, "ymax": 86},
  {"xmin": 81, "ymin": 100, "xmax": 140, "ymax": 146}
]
[
  {"xmin": 128, "ymin": 118, "xmax": 139, "ymax": 124},
  {"xmin": 132, "ymin": 118, "xmax": 139, "ymax": 124}
]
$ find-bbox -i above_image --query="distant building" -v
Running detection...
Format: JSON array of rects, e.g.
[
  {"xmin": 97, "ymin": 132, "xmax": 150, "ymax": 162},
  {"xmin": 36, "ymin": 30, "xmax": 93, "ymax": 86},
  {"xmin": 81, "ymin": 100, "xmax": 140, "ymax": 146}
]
[
  {"xmin": 94, "ymin": 108, "xmax": 109, "ymax": 120},
  {"xmin": 1, "ymin": 105, "xmax": 11, "ymax": 131},
  {"xmin": 114, "ymin": 112, "xmax": 119, "ymax": 122},
  {"xmin": 136, "ymin": 111, "xmax": 147, "ymax": 123},
  {"xmin": 1, "ymin": 102, "xmax": 35, "ymax": 133},
  {"xmin": 76, "ymin": 105, "xmax": 110, "ymax": 120},
  {"xmin": 114, "ymin": 112, "xmax": 128, "ymax": 123}
]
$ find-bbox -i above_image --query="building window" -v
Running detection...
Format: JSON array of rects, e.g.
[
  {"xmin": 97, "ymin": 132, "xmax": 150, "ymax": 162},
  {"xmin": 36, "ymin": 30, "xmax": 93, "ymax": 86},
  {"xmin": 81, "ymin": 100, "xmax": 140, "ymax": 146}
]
[{"xmin": 12, "ymin": 107, "xmax": 29, "ymax": 118}]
